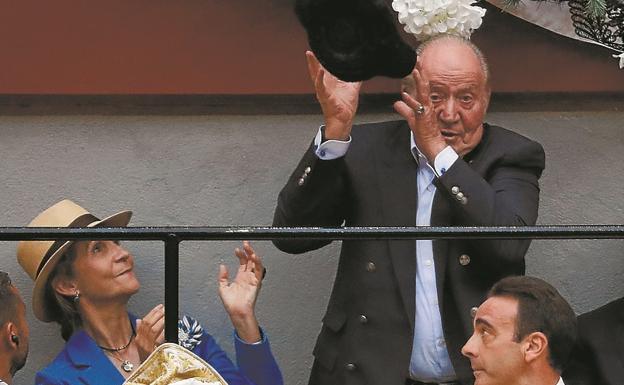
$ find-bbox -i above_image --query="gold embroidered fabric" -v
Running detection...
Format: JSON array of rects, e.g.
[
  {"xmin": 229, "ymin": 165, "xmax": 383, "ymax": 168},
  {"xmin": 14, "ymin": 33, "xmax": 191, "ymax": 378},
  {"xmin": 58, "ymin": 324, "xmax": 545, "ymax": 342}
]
[{"xmin": 123, "ymin": 343, "xmax": 228, "ymax": 385}]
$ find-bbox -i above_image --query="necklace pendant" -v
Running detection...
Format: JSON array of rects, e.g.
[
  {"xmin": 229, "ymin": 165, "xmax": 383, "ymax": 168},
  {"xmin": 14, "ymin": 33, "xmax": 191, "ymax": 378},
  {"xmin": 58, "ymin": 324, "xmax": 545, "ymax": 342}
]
[{"xmin": 121, "ymin": 360, "xmax": 134, "ymax": 373}]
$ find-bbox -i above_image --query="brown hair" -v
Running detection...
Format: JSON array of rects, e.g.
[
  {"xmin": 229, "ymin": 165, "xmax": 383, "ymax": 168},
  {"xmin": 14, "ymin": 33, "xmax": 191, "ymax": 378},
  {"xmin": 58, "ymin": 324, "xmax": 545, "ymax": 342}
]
[{"xmin": 45, "ymin": 245, "xmax": 83, "ymax": 341}]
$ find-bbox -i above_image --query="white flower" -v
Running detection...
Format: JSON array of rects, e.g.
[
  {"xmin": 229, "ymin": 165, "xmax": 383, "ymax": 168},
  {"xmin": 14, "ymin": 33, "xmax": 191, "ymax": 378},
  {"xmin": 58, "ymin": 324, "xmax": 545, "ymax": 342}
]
[
  {"xmin": 614, "ymin": 52, "xmax": 624, "ymax": 69},
  {"xmin": 392, "ymin": 0, "xmax": 486, "ymax": 41}
]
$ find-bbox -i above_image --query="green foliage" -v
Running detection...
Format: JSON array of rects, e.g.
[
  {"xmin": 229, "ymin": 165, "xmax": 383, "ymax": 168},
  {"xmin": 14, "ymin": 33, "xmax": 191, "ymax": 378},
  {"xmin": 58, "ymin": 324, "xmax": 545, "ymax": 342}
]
[{"xmin": 585, "ymin": 0, "xmax": 607, "ymax": 19}]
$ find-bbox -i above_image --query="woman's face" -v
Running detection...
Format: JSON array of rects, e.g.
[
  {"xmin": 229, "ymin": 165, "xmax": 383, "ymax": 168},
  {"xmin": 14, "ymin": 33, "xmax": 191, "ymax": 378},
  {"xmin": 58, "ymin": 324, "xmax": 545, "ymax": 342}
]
[{"xmin": 71, "ymin": 240, "xmax": 140, "ymax": 304}]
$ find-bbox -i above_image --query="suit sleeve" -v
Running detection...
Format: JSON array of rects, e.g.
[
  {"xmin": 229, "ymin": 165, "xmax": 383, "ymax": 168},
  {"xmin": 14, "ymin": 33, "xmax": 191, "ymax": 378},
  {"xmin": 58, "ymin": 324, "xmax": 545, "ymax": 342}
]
[
  {"xmin": 194, "ymin": 330, "xmax": 283, "ymax": 385},
  {"xmin": 436, "ymin": 137, "xmax": 545, "ymax": 275},
  {"xmin": 272, "ymin": 141, "xmax": 350, "ymax": 254}
]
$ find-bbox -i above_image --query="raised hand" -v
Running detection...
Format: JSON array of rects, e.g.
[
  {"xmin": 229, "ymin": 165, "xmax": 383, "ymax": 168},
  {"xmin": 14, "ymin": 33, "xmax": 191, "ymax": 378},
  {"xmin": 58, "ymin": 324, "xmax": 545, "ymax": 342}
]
[
  {"xmin": 306, "ymin": 51, "xmax": 362, "ymax": 141},
  {"xmin": 218, "ymin": 241, "xmax": 263, "ymax": 343},
  {"xmin": 135, "ymin": 304, "xmax": 165, "ymax": 362},
  {"xmin": 394, "ymin": 65, "xmax": 447, "ymax": 162}
]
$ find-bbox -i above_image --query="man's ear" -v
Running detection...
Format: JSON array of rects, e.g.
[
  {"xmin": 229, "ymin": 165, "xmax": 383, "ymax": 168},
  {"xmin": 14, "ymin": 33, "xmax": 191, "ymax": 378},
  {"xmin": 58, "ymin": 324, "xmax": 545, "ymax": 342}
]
[
  {"xmin": 522, "ymin": 331, "xmax": 549, "ymax": 364},
  {"xmin": 2, "ymin": 322, "xmax": 17, "ymax": 349},
  {"xmin": 51, "ymin": 275, "xmax": 77, "ymax": 297}
]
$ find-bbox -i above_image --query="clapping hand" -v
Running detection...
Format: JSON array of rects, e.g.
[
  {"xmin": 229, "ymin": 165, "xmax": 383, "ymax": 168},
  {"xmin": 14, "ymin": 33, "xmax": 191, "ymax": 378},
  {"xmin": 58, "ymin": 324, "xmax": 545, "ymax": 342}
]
[
  {"xmin": 218, "ymin": 241, "xmax": 264, "ymax": 343},
  {"xmin": 135, "ymin": 304, "xmax": 165, "ymax": 362}
]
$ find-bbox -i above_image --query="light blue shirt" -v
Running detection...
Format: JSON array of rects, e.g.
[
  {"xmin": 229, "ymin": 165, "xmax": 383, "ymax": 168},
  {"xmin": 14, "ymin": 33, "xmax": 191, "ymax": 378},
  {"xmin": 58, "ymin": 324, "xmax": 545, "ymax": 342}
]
[{"xmin": 314, "ymin": 127, "xmax": 459, "ymax": 382}]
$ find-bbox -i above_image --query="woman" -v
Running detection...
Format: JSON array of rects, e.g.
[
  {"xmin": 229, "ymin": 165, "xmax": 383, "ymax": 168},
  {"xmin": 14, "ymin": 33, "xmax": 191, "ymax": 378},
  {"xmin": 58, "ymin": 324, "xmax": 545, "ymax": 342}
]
[{"xmin": 17, "ymin": 199, "xmax": 283, "ymax": 385}]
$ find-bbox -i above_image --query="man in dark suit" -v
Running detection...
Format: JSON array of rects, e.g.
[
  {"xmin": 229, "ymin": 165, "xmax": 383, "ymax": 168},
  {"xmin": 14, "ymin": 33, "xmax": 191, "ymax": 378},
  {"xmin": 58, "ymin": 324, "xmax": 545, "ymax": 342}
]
[
  {"xmin": 273, "ymin": 35, "xmax": 545, "ymax": 385},
  {"xmin": 563, "ymin": 297, "xmax": 624, "ymax": 385}
]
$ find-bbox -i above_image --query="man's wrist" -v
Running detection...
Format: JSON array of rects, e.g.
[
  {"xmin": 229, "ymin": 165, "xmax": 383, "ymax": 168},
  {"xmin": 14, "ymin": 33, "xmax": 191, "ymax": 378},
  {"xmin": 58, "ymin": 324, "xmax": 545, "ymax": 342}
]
[{"xmin": 324, "ymin": 122, "xmax": 352, "ymax": 141}]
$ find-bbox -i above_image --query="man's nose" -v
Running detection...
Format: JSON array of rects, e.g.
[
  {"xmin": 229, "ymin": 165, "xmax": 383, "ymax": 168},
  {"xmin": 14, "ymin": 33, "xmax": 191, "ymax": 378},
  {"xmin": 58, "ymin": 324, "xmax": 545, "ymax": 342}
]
[
  {"xmin": 439, "ymin": 98, "xmax": 459, "ymax": 123},
  {"xmin": 461, "ymin": 333, "xmax": 477, "ymax": 358}
]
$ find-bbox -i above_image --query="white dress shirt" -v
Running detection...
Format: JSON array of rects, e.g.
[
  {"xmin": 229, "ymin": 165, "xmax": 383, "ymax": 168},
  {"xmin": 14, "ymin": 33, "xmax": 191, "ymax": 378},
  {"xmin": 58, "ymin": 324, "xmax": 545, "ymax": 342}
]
[{"xmin": 314, "ymin": 127, "xmax": 461, "ymax": 381}]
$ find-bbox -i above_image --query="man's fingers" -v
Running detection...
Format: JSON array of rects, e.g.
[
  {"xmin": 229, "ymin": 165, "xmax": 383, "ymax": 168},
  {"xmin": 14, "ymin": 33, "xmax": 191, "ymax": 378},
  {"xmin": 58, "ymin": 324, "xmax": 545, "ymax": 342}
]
[
  {"xmin": 394, "ymin": 100, "xmax": 415, "ymax": 121},
  {"xmin": 305, "ymin": 51, "xmax": 321, "ymax": 84},
  {"xmin": 401, "ymin": 91, "xmax": 423, "ymax": 112},
  {"xmin": 413, "ymin": 69, "xmax": 430, "ymax": 105}
]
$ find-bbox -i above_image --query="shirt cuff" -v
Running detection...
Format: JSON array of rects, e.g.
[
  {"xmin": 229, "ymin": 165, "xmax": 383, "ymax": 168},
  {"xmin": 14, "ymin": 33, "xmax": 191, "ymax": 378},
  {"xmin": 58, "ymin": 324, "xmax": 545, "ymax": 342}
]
[
  {"xmin": 433, "ymin": 146, "xmax": 459, "ymax": 176},
  {"xmin": 314, "ymin": 125, "xmax": 351, "ymax": 160},
  {"xmin": 233, "ymin": 327, "xmax": 266, "ymax": 346}
]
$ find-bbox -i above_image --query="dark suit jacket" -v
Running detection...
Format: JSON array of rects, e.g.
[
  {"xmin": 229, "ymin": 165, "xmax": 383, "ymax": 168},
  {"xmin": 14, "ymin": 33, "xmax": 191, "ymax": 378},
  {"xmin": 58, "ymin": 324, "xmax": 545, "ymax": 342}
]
[
  {"xmin": 273, "ymin": 120, "xmax": 545, "ymax": 385},
  {"xmin": 563, "ymin": 297, "xmax": 624, "ymax": 385}
]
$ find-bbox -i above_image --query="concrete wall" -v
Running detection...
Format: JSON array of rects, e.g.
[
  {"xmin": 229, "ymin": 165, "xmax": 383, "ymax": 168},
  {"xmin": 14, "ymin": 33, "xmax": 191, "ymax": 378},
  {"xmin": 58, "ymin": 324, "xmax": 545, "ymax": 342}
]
[{"xmin": 1, "ymin": 110, "xmax": 623, "ymax": 384}]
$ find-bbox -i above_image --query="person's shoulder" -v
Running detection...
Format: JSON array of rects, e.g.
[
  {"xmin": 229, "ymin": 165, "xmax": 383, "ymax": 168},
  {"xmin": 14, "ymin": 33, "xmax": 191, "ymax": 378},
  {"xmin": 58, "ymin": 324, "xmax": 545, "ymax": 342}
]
[
  {"xmin": 35, "ymin": 346, "xmax": 75, "ymax": 383},
  {"xmin": 484, "ymin": 123, "xmax": 543, "ymax": 148},
  {"xmin": 578, "ymin": 296, "xmax": 624, "ymax": 328},
  {"xmin": 479, "ymin": 123, "xmax": 545, "ymax": 170}
]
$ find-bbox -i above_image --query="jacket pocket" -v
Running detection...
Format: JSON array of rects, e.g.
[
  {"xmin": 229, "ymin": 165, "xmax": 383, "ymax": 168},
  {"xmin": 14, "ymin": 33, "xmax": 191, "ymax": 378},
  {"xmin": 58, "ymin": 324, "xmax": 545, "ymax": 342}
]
[{"xmin": 313, "ymin": 309, "xmax": 347, "ymax": 371}]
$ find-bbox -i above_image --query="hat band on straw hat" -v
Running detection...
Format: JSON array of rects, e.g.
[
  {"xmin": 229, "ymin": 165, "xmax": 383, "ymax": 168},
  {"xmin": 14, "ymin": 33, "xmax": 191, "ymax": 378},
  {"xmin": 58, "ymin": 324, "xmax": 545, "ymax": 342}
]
[{"xmin": 35, "ymin": 213, "xmax": 100, "ymax": 278}]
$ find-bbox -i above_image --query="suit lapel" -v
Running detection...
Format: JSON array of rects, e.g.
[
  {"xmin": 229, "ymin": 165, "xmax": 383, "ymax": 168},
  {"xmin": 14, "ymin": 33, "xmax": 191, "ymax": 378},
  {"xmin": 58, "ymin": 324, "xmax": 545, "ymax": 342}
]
[
  {"xmin": 377, "ymin": 123, "xmax": 418, "ymax": 329},
  {"xmin": 67, "ymin": 330, "xmax": 126, "ymax": 385}
]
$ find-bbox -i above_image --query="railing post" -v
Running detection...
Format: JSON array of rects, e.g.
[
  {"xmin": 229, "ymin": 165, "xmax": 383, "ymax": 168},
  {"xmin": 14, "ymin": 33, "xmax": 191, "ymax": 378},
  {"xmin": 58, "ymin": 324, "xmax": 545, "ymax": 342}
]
[{"xmin": 164, "ymin": 233, "xmax": 180, "ymax": 343}]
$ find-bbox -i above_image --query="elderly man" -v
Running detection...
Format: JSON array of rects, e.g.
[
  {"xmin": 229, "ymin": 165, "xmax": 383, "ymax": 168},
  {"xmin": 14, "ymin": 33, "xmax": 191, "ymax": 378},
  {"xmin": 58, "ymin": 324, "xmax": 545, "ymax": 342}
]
[
  {"xmin": 0, "ymin": 272, "xmax": 29, "ymax": 385},
  {"xmin": 562, "ymin": 297, "xmax": 624, "ymax": 385},
  {"xmin": 273, "ymin": 34, "xmax": 545, "ymax": 385},
  {"xmin": 462, "ymin": 276, "xmax": 577, "ymax": 385}
]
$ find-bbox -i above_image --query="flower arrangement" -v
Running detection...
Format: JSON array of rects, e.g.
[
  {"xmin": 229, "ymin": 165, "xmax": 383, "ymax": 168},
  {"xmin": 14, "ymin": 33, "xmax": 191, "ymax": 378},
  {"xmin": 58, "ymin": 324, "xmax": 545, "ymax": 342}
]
[{"xmin": 392, "ymin": 0, "xmax": 487, "ymax": 41}]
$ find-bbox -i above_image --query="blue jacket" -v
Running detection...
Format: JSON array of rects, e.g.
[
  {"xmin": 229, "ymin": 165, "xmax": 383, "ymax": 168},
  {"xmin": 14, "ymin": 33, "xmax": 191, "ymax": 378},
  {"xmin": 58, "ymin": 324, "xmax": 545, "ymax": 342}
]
[{"xmin": 35, "ymin": 314, "xmax": 283, "ymax": 385}]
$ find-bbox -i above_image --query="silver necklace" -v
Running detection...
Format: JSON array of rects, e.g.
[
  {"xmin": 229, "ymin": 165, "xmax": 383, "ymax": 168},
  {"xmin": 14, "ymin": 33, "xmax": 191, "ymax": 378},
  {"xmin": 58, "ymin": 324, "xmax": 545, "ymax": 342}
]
[
  {"xmin": 97, "ymin": 322, "xmax": 136, "ymax": 372},
  {"xmin": 109, "ymin": 353, "xmax": 134, "ymax": 373}
]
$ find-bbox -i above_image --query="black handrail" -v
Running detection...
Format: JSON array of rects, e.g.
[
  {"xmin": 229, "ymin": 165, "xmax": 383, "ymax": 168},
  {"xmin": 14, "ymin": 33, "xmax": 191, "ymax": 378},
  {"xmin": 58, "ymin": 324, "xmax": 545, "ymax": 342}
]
[{"xmin": 5, "ymin": 224, "xmax": 624, "ymax": 342}]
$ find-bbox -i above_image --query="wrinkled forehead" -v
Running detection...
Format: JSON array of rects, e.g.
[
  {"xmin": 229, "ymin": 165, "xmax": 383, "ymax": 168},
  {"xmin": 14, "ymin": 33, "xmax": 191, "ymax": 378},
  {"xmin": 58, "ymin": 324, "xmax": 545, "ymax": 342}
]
[{"xmin": 419, "ymin": 39, "xmax": 486, "ymax": 84}]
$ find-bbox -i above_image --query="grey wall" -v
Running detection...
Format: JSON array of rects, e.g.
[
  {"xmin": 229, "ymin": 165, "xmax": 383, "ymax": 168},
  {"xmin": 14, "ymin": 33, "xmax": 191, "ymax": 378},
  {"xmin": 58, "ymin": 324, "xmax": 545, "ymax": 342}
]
[{"xmin": 1, "ymin": 111, "xmax": 622, "ymax": 385}]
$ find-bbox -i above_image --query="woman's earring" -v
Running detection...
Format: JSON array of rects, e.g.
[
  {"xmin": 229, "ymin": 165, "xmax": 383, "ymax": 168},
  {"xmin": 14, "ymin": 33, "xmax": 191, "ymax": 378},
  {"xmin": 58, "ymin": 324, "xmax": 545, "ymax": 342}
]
[{"xmin": 72, "ymin": 290, "xmax": 80, "ymax": 304}]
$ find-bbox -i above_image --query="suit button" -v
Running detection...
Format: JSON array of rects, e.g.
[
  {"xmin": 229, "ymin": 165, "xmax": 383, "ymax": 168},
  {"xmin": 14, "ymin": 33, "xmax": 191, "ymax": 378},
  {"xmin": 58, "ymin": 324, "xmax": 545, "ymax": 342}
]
[
  {"xmin": 304, "ymin": 166, "xmax": 312, "ymax": 174},
  {"xmin": 455, "ymin": 192, "xmax": 464, "ymax": 200},
  {"xmin": 345, "ymin": 363, "xmax": 356, "ymax": 371},
  {"xmin": 297, "ymin": 177, "xmax": 305, "ymax": 186},
  {"xmin": 459, "ymin": 254, "xmax": 471, "ymax": 266},
  {"xmin": 366, "ymin": 262, "xmax": 376, "ymax": 272},
  {"xmin": 451, "ymin": 186, "xmax": 460, "ymax": 195},
  {"xmin": 359, "ymin": 315, "xmax": 368, "ymax": 324},
  {"xmin": 460, "ymin": 197, "xmax": 468, "ymax": 205},
  {"xmin": 470, "ymin": 306, "xmax": 478, "ymax": 318}
]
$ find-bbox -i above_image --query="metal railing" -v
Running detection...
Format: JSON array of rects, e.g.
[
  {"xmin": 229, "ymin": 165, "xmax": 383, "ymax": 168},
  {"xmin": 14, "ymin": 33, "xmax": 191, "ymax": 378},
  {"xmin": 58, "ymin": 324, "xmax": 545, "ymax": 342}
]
[{"xmin": 3, "ymin": 225, "xmax": 624, "ymax": 343}]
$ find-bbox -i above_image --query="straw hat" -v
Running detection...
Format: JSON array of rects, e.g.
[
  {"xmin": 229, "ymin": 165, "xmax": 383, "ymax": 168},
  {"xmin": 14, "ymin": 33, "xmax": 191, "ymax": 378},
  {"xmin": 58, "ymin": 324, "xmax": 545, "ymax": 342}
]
[{"xmin": 17, "ymin": 199, "xmax": 132, "ymax": 322}]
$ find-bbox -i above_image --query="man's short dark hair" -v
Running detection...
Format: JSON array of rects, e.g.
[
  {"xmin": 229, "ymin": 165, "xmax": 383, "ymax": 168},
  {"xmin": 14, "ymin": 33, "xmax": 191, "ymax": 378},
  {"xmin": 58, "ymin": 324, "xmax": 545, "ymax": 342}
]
[
  {"xmin": 488, "ymin": 276, "xmax": 577, "ymax": 373},
  {"xmin": 0, "ymin": 271, "xmax": 20, "ymax": 326}
]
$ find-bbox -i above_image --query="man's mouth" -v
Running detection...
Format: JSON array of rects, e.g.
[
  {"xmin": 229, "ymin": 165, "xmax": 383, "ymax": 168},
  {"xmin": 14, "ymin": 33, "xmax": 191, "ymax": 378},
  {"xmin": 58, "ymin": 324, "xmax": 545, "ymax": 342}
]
[{"xmin": 441, "ymin": 130, "xmax": 457, "ymax": 138}]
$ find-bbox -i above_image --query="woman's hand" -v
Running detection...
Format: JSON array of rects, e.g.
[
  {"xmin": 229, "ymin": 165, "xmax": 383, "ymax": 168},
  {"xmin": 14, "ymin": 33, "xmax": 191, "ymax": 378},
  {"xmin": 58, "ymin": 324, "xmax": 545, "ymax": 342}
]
[
  {"xmin": 135, "ymin": 304, "xmax": 165, "ymax": 362},
  {"xmin": 218, "ymin": 241, "xmax": 263, "ymax": 343}
]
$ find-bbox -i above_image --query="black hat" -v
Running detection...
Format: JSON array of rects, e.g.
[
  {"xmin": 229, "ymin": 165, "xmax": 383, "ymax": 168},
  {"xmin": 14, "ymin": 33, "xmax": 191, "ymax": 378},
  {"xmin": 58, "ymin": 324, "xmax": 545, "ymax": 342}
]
[{"xmin": 295, "ymin": 0, "xmax": 416, "ymax": 82}]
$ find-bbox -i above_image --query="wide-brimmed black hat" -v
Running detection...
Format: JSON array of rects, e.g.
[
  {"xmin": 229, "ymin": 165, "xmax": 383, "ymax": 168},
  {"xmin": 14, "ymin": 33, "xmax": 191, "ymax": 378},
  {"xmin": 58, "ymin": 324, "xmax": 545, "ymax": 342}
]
[{"xmin": 296, "ymin": 0, "xmax": 416, "ymax": 82}]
